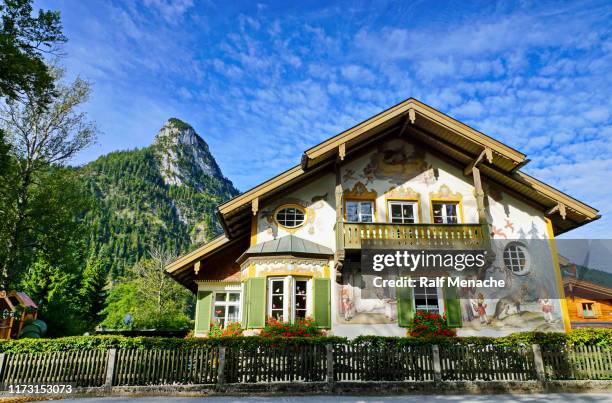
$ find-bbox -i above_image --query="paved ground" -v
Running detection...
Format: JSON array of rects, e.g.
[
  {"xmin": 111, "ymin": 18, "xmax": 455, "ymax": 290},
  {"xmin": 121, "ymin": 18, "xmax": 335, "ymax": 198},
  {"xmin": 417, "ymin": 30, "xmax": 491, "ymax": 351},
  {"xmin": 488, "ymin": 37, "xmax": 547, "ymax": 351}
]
[{"xmin": 44, "ymin": 394, "xmax": 612, "ymax": 403}]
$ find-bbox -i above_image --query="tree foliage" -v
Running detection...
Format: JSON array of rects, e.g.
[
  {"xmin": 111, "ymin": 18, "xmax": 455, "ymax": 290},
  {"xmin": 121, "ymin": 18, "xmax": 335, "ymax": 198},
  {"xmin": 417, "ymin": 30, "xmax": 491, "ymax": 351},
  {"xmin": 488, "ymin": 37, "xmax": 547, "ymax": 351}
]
[
  {"xmin": 0, "ymin": 0, "xmax": 66, "ymax": 104},
  {"xmin": 100, "ymin": 247, "xmax": 193, "ymax": 330},
  {"xmin": 0, "ymin": 69, "xmax": 97, "ymax": 287}
]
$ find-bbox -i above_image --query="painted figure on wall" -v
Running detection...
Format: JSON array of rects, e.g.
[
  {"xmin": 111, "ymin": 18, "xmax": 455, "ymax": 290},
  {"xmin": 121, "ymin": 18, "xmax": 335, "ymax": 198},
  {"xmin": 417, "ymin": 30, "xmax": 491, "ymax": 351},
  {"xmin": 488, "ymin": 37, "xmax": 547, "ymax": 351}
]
[{"xmin": 362, "ymin": 139, "xmax": 430, "ymax": 185}]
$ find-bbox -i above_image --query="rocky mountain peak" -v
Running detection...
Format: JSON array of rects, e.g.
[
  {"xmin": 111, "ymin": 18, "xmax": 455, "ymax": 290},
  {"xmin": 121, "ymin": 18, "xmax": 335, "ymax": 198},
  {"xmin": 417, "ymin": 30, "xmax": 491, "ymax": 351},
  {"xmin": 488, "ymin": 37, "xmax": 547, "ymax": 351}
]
[{"xmin": 153, "ymin": 118, "xmax": 231, "ymax": 190}]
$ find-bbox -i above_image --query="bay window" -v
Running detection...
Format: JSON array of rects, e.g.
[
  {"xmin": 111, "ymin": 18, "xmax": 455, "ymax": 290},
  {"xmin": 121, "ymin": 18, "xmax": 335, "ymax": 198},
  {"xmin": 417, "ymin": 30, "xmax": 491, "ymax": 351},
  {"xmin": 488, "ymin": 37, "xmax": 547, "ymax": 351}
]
[{"xmin": 267, "ymin": 276, "xmax": 311, "ymax": 322}]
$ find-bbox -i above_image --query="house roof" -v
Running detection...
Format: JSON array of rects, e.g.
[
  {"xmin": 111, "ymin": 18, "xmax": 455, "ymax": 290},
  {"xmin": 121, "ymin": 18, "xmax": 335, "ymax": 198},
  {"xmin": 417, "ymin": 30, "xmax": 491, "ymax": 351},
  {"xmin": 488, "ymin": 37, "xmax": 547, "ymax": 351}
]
[
  {"xmin": 217, "ymin": 98, "xmax": 599, "ymax": 240},
  {"xmin": 237, "ymin": 235, "xmax": 333, "ymax": 263},
  {"xmin": 564, "ymin": 277, "xmax": 612, "ymax": 300},
  {"xmin": 166, "ymin": 97, "xmax": 600, "ymax": 286}
]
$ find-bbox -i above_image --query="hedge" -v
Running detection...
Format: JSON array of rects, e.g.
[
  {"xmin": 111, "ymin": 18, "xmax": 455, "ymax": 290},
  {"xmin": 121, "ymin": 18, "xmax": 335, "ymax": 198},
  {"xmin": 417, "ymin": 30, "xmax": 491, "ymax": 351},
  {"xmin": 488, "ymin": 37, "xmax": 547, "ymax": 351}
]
[{"xmin": 0, "ymin": 328, "xmax": 609, "ymax": 354}]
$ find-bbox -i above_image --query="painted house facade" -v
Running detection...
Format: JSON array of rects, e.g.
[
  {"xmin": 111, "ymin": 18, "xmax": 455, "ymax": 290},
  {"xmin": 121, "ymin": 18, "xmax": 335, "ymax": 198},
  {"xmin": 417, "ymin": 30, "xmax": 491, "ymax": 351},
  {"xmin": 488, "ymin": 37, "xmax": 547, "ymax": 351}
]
[{"xmin": 166, "ymin": 98, "xmax": 599, "ymax": 338}]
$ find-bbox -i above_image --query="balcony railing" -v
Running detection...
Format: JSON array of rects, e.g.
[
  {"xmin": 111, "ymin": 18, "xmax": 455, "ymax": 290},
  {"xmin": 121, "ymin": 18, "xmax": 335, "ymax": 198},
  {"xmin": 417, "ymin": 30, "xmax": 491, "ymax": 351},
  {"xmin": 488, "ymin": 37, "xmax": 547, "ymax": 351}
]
[{"xmin": 335, "ymin": 221, "xmax": 490, "ymax": 253}]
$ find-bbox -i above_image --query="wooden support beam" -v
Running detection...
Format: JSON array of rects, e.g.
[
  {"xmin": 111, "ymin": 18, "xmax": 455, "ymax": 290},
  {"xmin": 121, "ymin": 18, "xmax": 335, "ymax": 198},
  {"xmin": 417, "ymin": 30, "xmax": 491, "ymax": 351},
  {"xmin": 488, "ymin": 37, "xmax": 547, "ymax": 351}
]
[
  {"xmin": 464, "ymin": 147, "xmax": 493, "ymax": 176},
  {"xmin": 472, "ymin": 166, "xmax": 487, "ymax": 223},
  {"xmin": 251, "ymin": 197, "xmax": 258, "ymax": 216},
  {"xmin": 408, "ymin": 108, "xmax": 416, "ymax": 124},
  {"xmin": 547, "ymin": 203, "xmax": 567, "ymax": 220},
  {"xmin": 338, "ymin": 143, "xmax": 346, "ymax": 161}
]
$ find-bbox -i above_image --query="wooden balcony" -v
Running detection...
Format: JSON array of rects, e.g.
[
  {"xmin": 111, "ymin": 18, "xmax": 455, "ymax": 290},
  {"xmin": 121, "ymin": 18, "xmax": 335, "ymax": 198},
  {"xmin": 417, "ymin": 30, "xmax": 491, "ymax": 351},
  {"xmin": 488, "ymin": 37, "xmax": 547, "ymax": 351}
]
[{"xmin": 335, "ymin": 221, "xmax": 490, "ymax": 255}]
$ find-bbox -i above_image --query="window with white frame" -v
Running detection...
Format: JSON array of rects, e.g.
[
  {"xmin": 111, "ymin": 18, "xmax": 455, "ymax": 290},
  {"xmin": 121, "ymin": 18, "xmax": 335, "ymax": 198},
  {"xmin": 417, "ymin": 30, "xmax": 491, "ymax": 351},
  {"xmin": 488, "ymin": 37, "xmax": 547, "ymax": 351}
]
[
  {"xmin": 432, "ymin": 202, "xmax": 459, "ymax": 224},
  {"xmin": 267, "ymin": 276, "xmax": 310, "ymax": 322},
  {"xmin": 213, "ymin": 291, "xmax": 241, "ymax": 327},
  {"xmin": 388, "ymin": 201, "xmax": 418, "ymax": 224},
  {"xmin": 413, "ymin": 284, "xmax": 443, "ymax": 314},
  {"xmin": 269, "ymin": 278, "xmax": 285, "ymax": 320},
  {"xmin": 346, "ymin": 200, "xmax": 374, "ymax": 222}
]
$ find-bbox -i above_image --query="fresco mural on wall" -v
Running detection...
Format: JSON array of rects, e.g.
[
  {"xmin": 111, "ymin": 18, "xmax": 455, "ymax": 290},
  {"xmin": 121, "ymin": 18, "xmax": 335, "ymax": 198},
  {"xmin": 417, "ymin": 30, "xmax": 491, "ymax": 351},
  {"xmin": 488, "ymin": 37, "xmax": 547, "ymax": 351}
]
[
  {"xmin": 362, "ymin": 139, "xmax": 431, "ymax": 185},
  {"xmin": 337, "ymin": 266, "xmax": 398, "ymax": 324}
]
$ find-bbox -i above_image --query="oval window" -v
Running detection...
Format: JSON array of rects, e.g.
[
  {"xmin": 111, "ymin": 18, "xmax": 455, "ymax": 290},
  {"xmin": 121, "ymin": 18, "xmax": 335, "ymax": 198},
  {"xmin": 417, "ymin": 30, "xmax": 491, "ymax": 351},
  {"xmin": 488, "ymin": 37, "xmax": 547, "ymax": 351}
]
[
  {"xmin": 503, "ymin": 242, "xmax": 530, "ymax": 275},
  {"xmin": 275, "ymin": 205, "xmax": 306, "ymax": 228}
]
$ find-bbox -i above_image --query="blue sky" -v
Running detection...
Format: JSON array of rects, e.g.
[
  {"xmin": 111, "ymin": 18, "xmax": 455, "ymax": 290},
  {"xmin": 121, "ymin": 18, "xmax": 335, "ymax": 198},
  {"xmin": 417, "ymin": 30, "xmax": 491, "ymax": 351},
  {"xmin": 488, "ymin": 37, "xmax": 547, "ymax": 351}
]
[{"xmin": 37, "ymin": 0, "xmax": 612, "ymax": 238}]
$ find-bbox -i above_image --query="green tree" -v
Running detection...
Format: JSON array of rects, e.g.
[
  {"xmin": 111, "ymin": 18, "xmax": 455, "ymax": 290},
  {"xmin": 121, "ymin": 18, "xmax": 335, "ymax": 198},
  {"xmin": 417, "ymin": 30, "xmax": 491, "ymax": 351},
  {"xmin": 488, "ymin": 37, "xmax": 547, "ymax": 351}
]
[
  {"xmin": 100, "ymin": 247, "xmax": 193, "ymax": 330},
  {"xmin": 0, "ymin": 69, "xmax": 97, "ymax": 287},
  {"xmin": 0, "ymin": 0, "xmax": 66, "ymax": 104},
  {"xmin": 79, "ymin": 253, "xmax": 109, "ymax": 329},
  {"xmin": 20, "ymin": 254, "xmax": 84, "ymax": 336}
]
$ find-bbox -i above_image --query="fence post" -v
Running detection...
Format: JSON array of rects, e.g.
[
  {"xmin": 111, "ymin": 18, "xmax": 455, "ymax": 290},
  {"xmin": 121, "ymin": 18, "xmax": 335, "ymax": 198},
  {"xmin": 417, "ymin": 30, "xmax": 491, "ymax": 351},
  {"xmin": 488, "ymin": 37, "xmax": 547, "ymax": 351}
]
[
  {"xmin": 217, "ymin": 346, "xmax": 226, "ymax": 385},
  {"xmin": 432, "ymin": 345, "xmax": 442, "ymax": 382},
  {"xmin": 326, "ymin": 343, "xmax": 334, "ymax": 388},
  {"xmin": 531, "ymin": 344, "xmax": 546, "ymax": 381},
  {"xmin": 104, "ymin": 349, "xmax": 117, "ymax": 388}
]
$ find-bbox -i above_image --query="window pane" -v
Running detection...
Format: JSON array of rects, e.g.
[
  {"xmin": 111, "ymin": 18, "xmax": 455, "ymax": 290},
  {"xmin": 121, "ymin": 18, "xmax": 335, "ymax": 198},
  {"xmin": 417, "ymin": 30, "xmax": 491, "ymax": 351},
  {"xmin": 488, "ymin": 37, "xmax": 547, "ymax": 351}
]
[
  {"xmin": 360, "ymin": 202, "xmax": 372, "ymax": 215},
  {"xmin": 228, "ymin": 305, "xmax": 239, "ymax": 321},
  {"xmin": 347, "ymin": 202, "xmax": 359, "ymax": 222},
  {"xmin": 390, "ymin": 204, "xmax": 402, "ymax": 223},
  {"xmin": 214, "ymin": 305, "xmax": 226, "ymax": 318},
  {"xmin": 295, "ymin": 281, "xmax": 307, "ymax": 295},
  {"xmin": 272, "ymin": 280, "xmax": 283, "ymax": 294},
  {"xmin": 215, "ymin": 293, "xmax": 227, "ymax": 302},
  {"xmin": 296, "ymin": 295, "xmax": 307, "ymax": 310},
  {"xmin": 272, "ymin": 295, "xmax": 283, "ymax": 309},
  {"xmin": 228, "ymin": 292, "xmax": 240, "ymax": 302}
]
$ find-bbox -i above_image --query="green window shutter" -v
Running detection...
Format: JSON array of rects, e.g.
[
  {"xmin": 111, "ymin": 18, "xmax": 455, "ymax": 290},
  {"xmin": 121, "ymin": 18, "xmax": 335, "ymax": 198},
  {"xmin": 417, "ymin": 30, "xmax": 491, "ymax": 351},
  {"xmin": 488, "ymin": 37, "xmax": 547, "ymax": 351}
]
[
  {"xmin": 246, "ymin": 277, "xmax": 266, "ymax": 328},
  {"xmin": 195, "ymin": 290, "xmax": 213, "ymax": 334},
  {"xmin": 444, "ymin": 284, "xmax": 463, "ymax": 328},
  {"xmin": 397, "ymin": 285, "xmax": 414, "ymax": 327},
  {"xmin": 242, "ymin": 280, "xmax": 250, "ymax": 327},
  {"xmin": 313, "ymin": 278, "xmax": 331, "ymax": 328}
]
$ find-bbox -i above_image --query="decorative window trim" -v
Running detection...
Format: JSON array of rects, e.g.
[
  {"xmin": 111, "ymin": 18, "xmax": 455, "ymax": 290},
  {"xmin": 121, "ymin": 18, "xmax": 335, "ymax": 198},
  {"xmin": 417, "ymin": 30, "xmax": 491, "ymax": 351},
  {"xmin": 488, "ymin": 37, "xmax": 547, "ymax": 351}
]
[
  {"xmin": 503, "ymin": 241, "xmax": 531, "ymax": 275},
  {"xmin": 274, "ymin": 204, "xmax": 307, "ymax": 230},
  {"xmin": 385, "ymin": 185, "xmax": 421, "ymax": 224},
  {"xmin": 343, "ymin": 181, "xmax": 378, "ymax": 223},
  {"xmin": 429, "ymin": 184, "xmax": 464, "ymax": 224}
]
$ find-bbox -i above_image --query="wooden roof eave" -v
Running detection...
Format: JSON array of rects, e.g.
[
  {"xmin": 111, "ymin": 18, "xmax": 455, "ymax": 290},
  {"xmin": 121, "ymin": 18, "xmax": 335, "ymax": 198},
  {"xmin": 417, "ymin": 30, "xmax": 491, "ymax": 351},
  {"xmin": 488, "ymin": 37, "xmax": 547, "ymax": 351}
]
[{"xmin": 165, "ymin": 235, "xmax": 230, "ymax": 274}]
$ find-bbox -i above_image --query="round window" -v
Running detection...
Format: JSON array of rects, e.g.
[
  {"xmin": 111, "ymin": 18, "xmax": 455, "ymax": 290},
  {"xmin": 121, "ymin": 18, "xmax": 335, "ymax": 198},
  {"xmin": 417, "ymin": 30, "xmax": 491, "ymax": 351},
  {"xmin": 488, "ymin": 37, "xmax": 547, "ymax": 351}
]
[
  {"xmin": 275, "ymin": 205, "xmax": 306, "ymax": 228},
  {"xmin": 503, "ymin": 242, "xmax": 530, "ymax": 275}
]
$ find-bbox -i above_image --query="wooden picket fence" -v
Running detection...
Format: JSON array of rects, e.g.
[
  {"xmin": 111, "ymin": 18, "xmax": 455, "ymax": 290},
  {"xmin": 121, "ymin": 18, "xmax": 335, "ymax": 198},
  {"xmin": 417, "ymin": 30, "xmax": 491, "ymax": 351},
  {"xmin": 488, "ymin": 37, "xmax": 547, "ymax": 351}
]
[
  {"xmin": 114, "ymin": 347, "xmax": 219, "ymax": 385},
  {"xmin": 440, "ymin": 345, "xmax": 536, "ymax": 381},
  {"xmin": 0, "ymin": 350, "xmax": 107, "ymax": 387},
  {"xmin": 0, "ymin": 343, "xmax": 610, "ymax": 387},
  {"xmin": 542, "ymin": 345, "xmax": 612, "ymax": 380},
  {"xmin": 334, "ymin": 343, "xmax": 434, "ymax": 381},
  {"xmin": 224, "ymin": 344, "xmax": 327, "ymax": 383}
]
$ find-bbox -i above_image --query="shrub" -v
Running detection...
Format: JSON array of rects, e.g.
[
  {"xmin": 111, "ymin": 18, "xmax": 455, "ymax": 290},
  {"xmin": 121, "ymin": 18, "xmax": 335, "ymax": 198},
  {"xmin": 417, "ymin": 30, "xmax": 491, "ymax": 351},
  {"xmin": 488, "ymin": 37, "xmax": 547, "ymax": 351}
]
[
  {"xmin": 0, "ymin": 328, "xmax": 609, "ymax": 354},
  {"xmin": 209, "ymin": 322, "xmax": 243, "ymax": 338},
  {"xmin": 408, "ymin": 310, "xmax": 456, "ymax": 338},
  {"xmin": 260, "ymin": 317, "xmax": 323, "ymax": 337}
]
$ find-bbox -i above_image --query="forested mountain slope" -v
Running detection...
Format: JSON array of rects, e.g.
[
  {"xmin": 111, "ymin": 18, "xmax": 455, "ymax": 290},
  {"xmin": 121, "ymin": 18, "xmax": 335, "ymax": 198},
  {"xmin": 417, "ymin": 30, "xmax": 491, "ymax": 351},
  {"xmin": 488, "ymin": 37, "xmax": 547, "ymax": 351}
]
[{"xmin": 82, "ymin": 119, "xmax": 238, "ymax": 278}]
